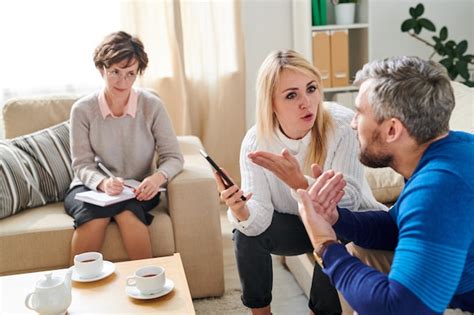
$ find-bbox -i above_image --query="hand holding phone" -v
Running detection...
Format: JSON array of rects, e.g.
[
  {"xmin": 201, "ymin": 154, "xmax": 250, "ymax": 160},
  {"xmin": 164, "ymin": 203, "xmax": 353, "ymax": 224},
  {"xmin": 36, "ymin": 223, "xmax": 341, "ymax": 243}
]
[{"xmin": 200, "ymin": 149, "xmax": 247, "ymax": 201}]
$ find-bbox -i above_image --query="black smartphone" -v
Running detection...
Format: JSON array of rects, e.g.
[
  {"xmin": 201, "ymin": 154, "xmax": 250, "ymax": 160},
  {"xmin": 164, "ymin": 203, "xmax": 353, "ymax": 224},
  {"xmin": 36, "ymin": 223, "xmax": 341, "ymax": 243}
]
[{"xmin": 199, "ymin": 149, "xmax": 247, "ymax": 201}]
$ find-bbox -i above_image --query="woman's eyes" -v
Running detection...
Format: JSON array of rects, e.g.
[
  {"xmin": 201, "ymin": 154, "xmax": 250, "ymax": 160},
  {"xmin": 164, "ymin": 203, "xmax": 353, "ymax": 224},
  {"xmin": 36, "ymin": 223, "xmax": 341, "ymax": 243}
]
[
  {"xmin": 285, "ymin": 85, "xmax": 317, "ymax": 100},
  {"xmin": 307, "ymin": 85, "xmax": 317, "ymax": 93},
  {"xmin": 286, "ymin": 92, "xmax": 297, "ymax": 100}
]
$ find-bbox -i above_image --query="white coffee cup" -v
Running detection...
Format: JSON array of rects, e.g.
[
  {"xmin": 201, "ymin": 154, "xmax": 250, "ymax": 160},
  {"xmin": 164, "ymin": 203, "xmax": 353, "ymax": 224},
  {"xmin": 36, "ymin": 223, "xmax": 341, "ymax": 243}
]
[
  {"xmin": 74, "ymin": 252, "xmax": 103, "ymax": 278},
  {"xmin": 126, "ymin": 266, "xmax": 166, "ymax": 295}
]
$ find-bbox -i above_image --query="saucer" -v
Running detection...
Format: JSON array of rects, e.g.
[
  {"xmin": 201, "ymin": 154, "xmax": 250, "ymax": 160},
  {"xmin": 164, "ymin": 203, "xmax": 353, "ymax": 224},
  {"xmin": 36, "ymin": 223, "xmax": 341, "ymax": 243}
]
[
  {"xmin": 125, "ymin": 279, "xmax": 174, "ymax": 300},
  {"xmin": 71, "ymin": 260, "xmax": 115, "ymax": 282}
]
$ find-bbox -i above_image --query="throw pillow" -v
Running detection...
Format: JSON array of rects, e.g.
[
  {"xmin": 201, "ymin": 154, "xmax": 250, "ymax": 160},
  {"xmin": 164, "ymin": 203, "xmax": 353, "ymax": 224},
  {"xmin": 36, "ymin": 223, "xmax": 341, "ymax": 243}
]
[
  {"xmin": 364, "ymin": 166, "xmax": 404, "ymax": 205},
  {"xmin": 0, "ymin": 121, "xmax": 72, "ymax": 219}
]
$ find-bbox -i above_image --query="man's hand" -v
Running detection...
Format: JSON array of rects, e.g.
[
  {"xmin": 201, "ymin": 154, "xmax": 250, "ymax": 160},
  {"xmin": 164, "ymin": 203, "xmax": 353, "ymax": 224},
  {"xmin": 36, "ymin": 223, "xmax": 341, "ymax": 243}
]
[
  {"xmin": 248, "ymin": 149, "xmax": 308, "ymax": 190},
  {"xmin": 136, "ymin": 172, "xmax": 166, "ymax": 201},
  {"xmin": 307, "ymin": 165, "xmax": 346, "ymax": 225},
  {"xmin": 214, "ymin": 168, "xmax": 252, "ymax": 222},
  {"xmin": 297, "ymin": 189, "xmax": 337, "ymax": 248}
]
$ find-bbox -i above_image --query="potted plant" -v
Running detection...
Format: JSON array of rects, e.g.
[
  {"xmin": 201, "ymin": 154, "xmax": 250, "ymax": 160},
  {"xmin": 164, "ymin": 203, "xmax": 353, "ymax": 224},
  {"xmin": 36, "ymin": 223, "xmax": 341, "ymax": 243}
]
[
  {"xmin": 401, "ymin": 3, "xmax": 473, "ymax": 86},
  {"xmin": 332, "ymin": 0, "xmax": 357, "ymax": 25}
]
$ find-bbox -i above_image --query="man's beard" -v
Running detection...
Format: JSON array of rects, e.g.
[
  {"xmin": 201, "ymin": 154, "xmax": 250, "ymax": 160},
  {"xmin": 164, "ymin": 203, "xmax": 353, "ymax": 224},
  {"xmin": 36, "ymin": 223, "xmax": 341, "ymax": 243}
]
[{"xmin": 359, "ymin": 131, "xmax": 393, "ymax": 168}]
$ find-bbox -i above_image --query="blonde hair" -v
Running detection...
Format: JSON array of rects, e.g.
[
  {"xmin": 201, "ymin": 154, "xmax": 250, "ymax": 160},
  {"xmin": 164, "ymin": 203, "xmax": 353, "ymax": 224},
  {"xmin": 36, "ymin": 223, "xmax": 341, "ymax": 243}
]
[{"xmin": 255, "ymin": 49, "xmax": 334, "ymax": 171}]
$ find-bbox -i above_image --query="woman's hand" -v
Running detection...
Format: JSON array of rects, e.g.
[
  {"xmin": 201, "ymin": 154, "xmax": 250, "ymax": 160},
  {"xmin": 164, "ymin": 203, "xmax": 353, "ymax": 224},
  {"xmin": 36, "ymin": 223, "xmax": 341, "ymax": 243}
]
[
  {"xmin": 99, "ymin": 178, "xmax": 125, "ymax": 196},
  {"xmin": 248, "ymin": 148, "xmax": 308, "ymax": 190},
  {"xmin": 136, "ymin": 172, "xmax": 166, "ymax": 201},
  {"xmin": 213, "ymin": 168, "xmax": 252, "ymax": 222}
]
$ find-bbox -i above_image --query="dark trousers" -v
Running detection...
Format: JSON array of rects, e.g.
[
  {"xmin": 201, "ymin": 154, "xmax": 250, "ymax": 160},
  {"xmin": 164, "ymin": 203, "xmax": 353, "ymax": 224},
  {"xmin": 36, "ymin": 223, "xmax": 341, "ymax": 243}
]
[{"xmin": 233, "ymin": 211, "xmax": 341, "ymax": 315}]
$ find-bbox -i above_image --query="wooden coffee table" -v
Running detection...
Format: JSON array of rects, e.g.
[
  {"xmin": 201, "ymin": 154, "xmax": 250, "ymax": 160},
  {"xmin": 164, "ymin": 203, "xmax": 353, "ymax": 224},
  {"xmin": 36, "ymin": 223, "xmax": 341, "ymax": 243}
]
[{"xmin": 0, "ymin": 253, "xmax": 195, "ymax": 314}]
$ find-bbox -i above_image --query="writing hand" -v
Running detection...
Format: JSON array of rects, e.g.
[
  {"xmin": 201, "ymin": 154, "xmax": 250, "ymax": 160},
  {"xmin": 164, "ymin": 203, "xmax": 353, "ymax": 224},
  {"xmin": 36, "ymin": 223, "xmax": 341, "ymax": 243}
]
[
  {"xmin": 99, "ymin": 177, "xmax": 124, "ymax": 196},
  {"xmin": 248, "ymin": 149, "xmax": 308, "ymax": 190}
]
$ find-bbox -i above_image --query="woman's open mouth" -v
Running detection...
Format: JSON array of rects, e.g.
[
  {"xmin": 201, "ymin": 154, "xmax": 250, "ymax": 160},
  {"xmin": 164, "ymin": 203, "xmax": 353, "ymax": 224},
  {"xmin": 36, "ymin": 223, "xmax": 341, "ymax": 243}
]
[{"xmin": 301, "ymin": 113, "xmax": 314, "ymax": 121}]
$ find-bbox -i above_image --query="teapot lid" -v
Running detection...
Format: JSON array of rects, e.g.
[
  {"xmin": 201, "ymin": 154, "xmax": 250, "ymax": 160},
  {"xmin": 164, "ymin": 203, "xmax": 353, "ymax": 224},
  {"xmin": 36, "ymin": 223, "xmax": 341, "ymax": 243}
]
[{"xmin": 37, "ymin": 272, "xmax": 62, "ymax": 289}]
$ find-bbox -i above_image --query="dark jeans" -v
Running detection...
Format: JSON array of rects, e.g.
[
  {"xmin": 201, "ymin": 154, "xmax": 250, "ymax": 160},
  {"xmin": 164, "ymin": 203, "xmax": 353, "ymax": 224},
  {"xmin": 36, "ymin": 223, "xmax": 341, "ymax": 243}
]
[{"xmin": 233, "ymin": 211, "xmax": 341, "ymax": 315}]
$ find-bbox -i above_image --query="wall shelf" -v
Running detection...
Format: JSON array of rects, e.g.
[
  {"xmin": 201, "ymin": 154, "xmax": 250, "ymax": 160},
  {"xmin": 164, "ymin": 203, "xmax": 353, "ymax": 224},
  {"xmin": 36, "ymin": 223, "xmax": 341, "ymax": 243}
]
[{"xmin": 312, "ymin": 23, "xmax": 369, "ymax": 31}]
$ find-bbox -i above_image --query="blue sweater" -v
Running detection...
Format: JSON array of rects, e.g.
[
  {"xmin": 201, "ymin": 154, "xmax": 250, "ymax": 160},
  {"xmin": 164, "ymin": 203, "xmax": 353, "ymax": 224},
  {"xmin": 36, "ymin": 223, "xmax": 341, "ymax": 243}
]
[{"xmin": 325, "ymin": 131, "xmax": 474, "ymax": 314}]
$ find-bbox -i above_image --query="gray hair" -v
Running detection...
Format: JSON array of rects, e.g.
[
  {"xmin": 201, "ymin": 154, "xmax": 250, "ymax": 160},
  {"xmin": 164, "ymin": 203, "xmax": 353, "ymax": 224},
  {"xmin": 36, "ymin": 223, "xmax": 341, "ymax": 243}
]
[{"xmin": 354, "ymin": 56, "xmax": 455, "ymax": 144}]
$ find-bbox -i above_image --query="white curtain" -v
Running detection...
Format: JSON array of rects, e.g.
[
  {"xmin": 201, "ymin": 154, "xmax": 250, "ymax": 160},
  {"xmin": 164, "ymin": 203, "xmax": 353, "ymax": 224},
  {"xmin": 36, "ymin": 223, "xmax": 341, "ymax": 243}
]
[
  {"xmin": 0, "ymin": 0, "xmax": 123, "ymax": 139},
  {"xmin": 122, "ymin": 0, "xmax": 246, "ymax": 180}
]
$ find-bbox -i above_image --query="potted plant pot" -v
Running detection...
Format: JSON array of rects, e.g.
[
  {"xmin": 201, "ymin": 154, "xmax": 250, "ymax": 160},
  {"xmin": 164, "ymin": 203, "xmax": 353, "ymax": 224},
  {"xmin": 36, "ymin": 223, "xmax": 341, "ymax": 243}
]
[{"xmin": 335, "ymin": 2, "xmax": 356, "ymax": 25}]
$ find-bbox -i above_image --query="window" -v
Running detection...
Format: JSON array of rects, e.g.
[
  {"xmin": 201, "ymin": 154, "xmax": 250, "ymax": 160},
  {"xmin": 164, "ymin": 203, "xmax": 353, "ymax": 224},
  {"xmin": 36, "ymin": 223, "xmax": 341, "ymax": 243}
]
[{"xmin": 0, "ymin": 0, "xmax": 122, "ymax": 105}]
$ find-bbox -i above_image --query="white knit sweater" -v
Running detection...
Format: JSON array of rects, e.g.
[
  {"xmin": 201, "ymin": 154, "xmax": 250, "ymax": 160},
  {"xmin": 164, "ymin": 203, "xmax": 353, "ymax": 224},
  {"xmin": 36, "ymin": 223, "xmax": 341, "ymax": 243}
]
[{"xmin": 228, "ymin": 102, "xmax": 387, "ymax": 236}]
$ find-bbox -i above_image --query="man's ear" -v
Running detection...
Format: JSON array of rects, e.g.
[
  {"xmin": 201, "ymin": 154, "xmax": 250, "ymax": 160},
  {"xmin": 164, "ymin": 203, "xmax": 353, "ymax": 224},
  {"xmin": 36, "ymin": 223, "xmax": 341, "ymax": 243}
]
[{"xmin": 385, "ymin": 118, "xmax": 405, "ymax": 144}]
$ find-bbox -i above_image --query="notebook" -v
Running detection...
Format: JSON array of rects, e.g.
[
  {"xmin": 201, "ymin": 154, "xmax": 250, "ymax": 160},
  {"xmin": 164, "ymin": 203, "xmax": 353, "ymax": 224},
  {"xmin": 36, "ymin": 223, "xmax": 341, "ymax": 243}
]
[{"xmin": 75, "ymin": 182, "xmax": 166, "ymax": 207}]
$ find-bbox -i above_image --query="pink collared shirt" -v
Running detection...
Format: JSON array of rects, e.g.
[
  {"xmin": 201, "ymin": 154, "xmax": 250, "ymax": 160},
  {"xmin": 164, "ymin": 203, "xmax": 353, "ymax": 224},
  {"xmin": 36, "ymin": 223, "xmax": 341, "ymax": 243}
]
[{"xmin": 98, "ymin": 88, "xmax": 138, "ymax": 119}]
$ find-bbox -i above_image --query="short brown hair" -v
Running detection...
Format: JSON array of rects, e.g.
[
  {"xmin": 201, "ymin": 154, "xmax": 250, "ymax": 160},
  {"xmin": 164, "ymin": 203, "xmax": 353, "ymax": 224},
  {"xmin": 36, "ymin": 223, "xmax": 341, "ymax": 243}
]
[{"xmin": 93, "ymin": 31, "xmax": 148, "ymax": 74}]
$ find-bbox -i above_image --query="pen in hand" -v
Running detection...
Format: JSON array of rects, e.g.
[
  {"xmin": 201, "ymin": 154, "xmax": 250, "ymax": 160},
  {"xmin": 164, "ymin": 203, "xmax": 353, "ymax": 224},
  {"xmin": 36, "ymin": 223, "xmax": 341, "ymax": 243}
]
[
  {"xmin": 98, "ymin": 162, "xmax": 116, "ymax": 179},
  {"xmin": 97, "ymin": 162, "xmax": 137, "ymax": 190}
]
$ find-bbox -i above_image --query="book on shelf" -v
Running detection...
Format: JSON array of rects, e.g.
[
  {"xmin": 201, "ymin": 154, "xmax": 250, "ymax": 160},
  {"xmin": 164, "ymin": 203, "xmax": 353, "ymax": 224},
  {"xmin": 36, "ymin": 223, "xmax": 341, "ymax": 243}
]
[
  {"xmin": 75, "ymin": 180, "xmax": 166, "ymax": 207},
  {"xmin": 312, "ymin": 0, "xmax": 327, "ymax": 26},
  {"xmin": 311, "ymin": 0, "xmax": 321, "ymax": 26}
]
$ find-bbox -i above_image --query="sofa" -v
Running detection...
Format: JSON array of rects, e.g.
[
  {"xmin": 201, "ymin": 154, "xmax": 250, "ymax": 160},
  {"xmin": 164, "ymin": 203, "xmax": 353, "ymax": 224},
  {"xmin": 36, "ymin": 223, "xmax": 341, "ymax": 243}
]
[
  {"xmin": 283, "ymin": 81, "xmax": 474, "ymax": 312},
  {"xmin": 0, "ymin": 94, "xmax": 224, "ymax": 299}
]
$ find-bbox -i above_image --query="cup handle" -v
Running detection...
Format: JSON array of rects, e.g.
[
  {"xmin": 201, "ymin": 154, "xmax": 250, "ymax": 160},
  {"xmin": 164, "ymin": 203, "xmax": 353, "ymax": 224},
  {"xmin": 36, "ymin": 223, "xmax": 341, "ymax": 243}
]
[
  {"xmin": 126, "ymin": 276, "xmax": 136, "ymax": 286},
  {"xmin": 24, "ymin": 292, "xmax": 38, "ymax": 310}
]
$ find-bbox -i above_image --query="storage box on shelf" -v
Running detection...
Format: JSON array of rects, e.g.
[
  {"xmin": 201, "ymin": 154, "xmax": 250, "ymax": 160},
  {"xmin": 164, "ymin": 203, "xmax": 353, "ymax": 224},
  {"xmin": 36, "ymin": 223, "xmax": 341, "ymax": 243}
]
[{"xmin": 293, "ymin": 0, "xmax": 369, "ymax": 106}]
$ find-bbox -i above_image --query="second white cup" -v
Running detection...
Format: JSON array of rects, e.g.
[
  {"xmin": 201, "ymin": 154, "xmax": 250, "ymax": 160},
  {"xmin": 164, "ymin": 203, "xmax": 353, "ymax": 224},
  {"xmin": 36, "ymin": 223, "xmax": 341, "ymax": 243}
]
[
  {"xmin": 74, "ymin": 252, "xmax": 103, "ymax": 278},
  {"xmin": 126, "ymin": 266, "xmax": 166, "ymax": 295}
]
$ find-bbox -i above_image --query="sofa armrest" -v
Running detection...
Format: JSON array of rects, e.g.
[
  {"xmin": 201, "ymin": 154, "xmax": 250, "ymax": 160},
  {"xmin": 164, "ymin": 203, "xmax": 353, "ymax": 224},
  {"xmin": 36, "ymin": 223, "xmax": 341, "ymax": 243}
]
[{"xmin": 167, "ymin": 136, "xmax": 224, "ymax": 298}]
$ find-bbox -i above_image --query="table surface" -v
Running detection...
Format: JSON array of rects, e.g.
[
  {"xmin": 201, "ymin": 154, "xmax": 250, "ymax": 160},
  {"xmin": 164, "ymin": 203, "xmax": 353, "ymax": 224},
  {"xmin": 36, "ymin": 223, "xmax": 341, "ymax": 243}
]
[{"xmin": 0, "ymin": 253, "xmax": 195, "ymax": 314}]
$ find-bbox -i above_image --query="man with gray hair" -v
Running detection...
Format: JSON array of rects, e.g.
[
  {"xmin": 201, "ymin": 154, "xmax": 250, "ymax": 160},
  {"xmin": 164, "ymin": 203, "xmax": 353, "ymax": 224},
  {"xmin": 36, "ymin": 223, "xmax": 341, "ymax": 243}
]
[{"xmin": 296, "ymin": 56, "xmax": 473, "ymax": 314}]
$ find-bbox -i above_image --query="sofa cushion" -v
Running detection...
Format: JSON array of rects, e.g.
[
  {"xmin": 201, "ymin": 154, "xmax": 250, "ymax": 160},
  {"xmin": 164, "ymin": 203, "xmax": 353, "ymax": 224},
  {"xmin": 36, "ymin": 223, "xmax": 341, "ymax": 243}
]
[
  {"xmin": 0, "ymin": 121, "xmax": 72, "ymax": 219},
  {"xmin": 0, "ymin": 201, "xmax": 175, "ymax": 275},
  {"xmin": 364, "ymin": 166, "xmax": 404, "ymax": 205}
]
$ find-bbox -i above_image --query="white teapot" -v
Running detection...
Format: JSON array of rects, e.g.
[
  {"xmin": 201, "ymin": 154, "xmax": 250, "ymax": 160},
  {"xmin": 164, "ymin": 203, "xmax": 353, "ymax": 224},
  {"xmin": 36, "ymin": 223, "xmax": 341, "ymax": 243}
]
[{"xmin": 24, "ymin": 269, "xmax": 72, "ymax": 314}]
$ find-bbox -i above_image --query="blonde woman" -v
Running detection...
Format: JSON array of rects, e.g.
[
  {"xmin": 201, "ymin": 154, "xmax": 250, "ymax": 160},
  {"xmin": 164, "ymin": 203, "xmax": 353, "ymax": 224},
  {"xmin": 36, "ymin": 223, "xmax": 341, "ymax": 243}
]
[{"xmin": 215, "ymin": 50, "xmax": 385, "ymax": 315}]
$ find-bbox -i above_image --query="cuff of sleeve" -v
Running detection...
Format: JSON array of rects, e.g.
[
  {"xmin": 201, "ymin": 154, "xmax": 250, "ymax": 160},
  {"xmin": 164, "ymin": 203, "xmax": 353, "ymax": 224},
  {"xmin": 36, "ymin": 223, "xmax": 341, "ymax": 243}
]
[
  {"xmin": 227, "ymin": 207, "xmax": 257, "ymax": 232},
  {"xmin": 304, "ymin": 175, "xmax": 316, "ymax": 188},
  {"xmin": 158, "ymin": 170, "xmax": 169, "ymax": 182},
  {"xmin": 90, "ymin": 174, "xmax": 107, "ymax": 192},
  {"xmin": 322, "ymin": 242, "xmax": 350, "ymax": 268},
  {"xmin": 290, "ymin": 188, "xmax": 302, "ymax": 203},
  {"xmin": 290, "ymin": 176, "xmax": 314, "ymax": 202}
]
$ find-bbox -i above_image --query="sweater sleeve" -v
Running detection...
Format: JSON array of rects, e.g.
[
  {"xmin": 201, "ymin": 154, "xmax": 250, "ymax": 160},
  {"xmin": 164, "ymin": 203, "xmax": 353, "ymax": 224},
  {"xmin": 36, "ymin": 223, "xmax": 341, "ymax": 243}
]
[
  {"xmin": 323, "ymin": 244, "xmax": 440, "ymax": 315},
  {"xmin": 70, "ymin": 101, "xmax": 106, "ymax": 190},
  {"xmin": 228, "ymin": 129, "xmax": 274, "ymax": 236},
  {"xmin": 333, "ymin": 207, "xmax": 398, "ymax": 250},
  {"xmin": 150, "ymin": 97, "xmax": 184, "ymax": 180},
  {"xmin": 327, "ymin": 124, "xmax": 365, "ymax": 210},
  {"xmin": 324, "ymin": 168, "xmax": 473, "ymax": 314}
]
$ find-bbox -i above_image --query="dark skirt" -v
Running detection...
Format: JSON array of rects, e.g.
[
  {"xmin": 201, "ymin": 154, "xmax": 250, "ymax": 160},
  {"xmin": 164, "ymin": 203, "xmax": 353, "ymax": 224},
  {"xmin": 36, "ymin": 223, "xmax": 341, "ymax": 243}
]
[{"xmin": 64, "ymin": 185, "xmax": 160, "ymax": 228}]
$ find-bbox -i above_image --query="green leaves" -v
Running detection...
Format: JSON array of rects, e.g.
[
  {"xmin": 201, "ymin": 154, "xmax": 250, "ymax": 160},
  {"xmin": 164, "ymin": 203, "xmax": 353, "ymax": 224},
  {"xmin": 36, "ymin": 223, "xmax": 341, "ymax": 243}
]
[
  {"xmin": 418, "ymin": 18, "xmax": 435, "ymax": 31},
  {"xmin": 409, "ymin": 3, "xmax": 424, "ymax": 18},
  {"xmin": 401, "ymin": 4, "xmax": 436, "ymax": 34},
  {"xmin": 401, "ymin": 3, "xmax": 474, "ymax": 87}
]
